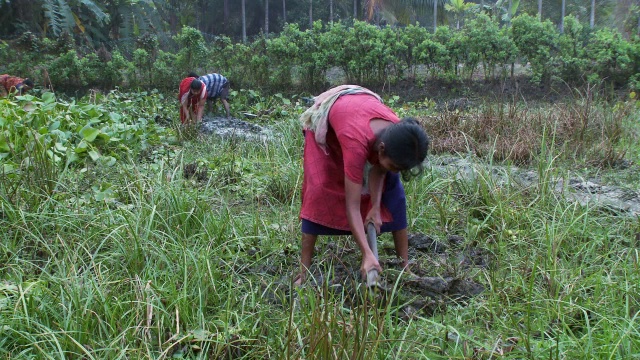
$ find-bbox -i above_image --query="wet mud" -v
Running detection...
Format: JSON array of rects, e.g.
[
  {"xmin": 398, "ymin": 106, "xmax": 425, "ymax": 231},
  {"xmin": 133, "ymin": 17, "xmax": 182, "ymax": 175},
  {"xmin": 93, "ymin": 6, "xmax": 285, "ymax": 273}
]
[
  {"xmin": 246, "ymin": 232, "xmax": 488, "ymax": 319},
  {"xmin": 200, "ymin": 115, "xmax": 272, "ymax": 141}
]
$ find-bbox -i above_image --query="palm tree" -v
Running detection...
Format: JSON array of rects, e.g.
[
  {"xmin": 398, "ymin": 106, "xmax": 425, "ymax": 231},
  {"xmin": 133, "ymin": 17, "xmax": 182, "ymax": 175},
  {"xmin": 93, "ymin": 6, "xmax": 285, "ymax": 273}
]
[
  {"xmin": 330, "ymin": 0, "xmax": 334, "ymax": 23},
  {"xmin": 445, "ymin": 0, "xmax": 474, "ymax": 29},
  {"xmin": 224, "ymin": 0, "xmax": 229, "ymax": 33},
  {"xmin": 560, "ymin": 0, "xmax": 566, "ymax": 33},
  {"xmin": 433, "ymin": 0, "xmax": 437, "ymax": 30},
  {"xmin": 402, "ymin": 0, "xmax": 445, "ymax": 32},
  {"xmin": 265, "ymin": 0, "xmax": 269, "ymax": 36},
  {"xmin": 242, "ymin": 0, "xmax": 246, "ymax": 42},
  {"xmin": 538, "ymin": 0, "xmax": 542, "ymax": 19},
  {"xmin": 283, "ymin": 0, "xmax": 286, "ymax": 24}
]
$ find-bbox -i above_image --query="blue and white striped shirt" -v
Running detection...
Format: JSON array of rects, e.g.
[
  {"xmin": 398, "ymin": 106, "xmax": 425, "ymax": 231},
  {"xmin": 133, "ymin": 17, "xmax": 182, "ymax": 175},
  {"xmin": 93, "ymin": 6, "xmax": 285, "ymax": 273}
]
[{"xmin": 199, "ymin": 73, "xmax": 228, "ymax": 99}]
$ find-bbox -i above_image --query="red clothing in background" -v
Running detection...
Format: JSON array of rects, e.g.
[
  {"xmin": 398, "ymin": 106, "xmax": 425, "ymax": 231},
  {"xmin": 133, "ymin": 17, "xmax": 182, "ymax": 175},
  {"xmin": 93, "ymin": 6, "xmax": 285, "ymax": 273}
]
[
  {"xmin": 0, "ymin": 74, "xmax": 25, "ymax": 95},
  {"xmin": 178, "ymin": 77, "xmax": 206, "ymax": 123}
]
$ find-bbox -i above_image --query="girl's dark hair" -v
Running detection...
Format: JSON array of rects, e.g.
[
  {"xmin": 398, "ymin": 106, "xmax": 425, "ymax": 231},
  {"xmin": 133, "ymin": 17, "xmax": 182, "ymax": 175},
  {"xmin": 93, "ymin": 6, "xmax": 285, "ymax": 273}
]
[
  {"xmin": 377, "ymin": 117, "xmax": 430, "ymax": 181},
  {"xmin": 188, "ymin": 72, "xmax": 200, "ymax": 78},
  {"xmin": 190, "ymin": 79, "xmax": 202, "ymax": 90}
]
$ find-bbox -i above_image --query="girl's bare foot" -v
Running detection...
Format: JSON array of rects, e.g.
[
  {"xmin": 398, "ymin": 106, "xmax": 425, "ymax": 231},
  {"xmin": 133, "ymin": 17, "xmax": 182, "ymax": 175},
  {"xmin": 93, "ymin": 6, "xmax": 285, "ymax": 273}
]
[{"xmin": 292, "ymin": 273, "xmax": 305, "ymax": 287}]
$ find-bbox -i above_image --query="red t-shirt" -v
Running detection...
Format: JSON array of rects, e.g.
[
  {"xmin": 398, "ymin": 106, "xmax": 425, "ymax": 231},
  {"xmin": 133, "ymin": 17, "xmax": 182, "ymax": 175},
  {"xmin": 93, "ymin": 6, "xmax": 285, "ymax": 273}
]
[{"xmin": 300, "ymin": 93, "xmax": 400, "ymax": 231}]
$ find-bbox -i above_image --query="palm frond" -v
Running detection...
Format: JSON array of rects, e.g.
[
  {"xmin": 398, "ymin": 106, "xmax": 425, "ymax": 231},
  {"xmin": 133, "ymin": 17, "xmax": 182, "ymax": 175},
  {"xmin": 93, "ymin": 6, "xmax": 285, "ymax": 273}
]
[
  {"xmin": 79, "ymin": 0, "xmax": 108, "ymax": 24},
  {"xmin": 43, "ymin": 0, "xmax": 76, "ymax": 36}
]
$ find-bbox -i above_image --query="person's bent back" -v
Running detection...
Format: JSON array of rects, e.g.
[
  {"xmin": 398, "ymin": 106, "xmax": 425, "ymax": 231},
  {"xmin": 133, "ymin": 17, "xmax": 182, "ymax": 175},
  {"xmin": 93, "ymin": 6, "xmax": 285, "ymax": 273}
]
[{"xmin": 0, "ymin": 74, "xmax": 34, "ymax": 97}]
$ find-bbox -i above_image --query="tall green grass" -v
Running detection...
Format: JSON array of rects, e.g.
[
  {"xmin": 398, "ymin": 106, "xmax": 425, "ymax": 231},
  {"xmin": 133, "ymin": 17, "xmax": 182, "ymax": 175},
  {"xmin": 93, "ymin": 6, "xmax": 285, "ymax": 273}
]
[{"xmin": 1, "ymin": 93, "xmax": 639, "ymax": 358}]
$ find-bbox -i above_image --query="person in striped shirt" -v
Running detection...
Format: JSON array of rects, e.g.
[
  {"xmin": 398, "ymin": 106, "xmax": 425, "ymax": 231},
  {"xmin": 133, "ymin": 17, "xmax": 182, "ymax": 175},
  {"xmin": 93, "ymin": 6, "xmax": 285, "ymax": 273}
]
[{"xmin": 190, "ymin": 72, "xmax": 231, "ymax": 118}]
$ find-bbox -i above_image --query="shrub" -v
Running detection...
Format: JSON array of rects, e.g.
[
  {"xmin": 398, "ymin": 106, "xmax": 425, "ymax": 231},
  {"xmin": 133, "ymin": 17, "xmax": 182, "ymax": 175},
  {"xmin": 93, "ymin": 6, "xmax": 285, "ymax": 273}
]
[
  {"xmin": 173, "ymin": 26, "xmax": 209, "ymax": 74},
  {"xmin": 556, "ymin": 15, "xmax": 589, "ymax": 83},
  {"xmin": 586, "ymin": 28, "xmax": 633, "ymax": 86},
  {"xmin": 465, "ymin": 13, "xmax": 517, "ymax": 81},
  {"xmin": 511, "ymin": 14, "xmax": 558, "ymax": 84},
  {"xmin": 395, "ymin": 23, "xmax": 429, "ymax": 79},
  {"xmin": 152, "ymin": 50, "xmax": 180, "ymax": 90}
]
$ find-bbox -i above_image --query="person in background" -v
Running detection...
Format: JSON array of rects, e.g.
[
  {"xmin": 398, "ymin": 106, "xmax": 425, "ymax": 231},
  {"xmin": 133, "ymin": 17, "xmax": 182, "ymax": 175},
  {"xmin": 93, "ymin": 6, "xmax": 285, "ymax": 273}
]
[
  {"xmin": 190, "ymin": 72, "xmax": 231, "ymax": 118},
  {"xmin": 0, "ymin": 74, "xmax": 34, "ymax": 97},
  {"xmin": 296, "ymin": 85, "xmax": 430, "ymax": 285},
  {"xmin": 178, "ymin": 75, "xmax": 206, "ymax": 124}
]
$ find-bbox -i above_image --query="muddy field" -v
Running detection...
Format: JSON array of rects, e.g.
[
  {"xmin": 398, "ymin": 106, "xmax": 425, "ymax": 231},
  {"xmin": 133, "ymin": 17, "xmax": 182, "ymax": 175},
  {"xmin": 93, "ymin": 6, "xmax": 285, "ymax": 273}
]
[{"xmin": 230, "ymin": 231, "xmax": 489, "ymax": 320}]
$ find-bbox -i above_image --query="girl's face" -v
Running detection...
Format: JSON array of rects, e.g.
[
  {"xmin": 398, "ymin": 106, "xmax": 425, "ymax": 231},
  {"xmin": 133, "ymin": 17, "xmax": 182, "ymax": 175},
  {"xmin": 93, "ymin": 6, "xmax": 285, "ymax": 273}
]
[
  {"xmin": 378, "ymin": 154, "xmax": 402, "ymax": 173},
  {"xmin": 190, "ymin": 87, "xmax": 201, "ymax": 96},
  {"xmin": 376, "ymin": 142, "xmax": 403, "ymax": 173}
]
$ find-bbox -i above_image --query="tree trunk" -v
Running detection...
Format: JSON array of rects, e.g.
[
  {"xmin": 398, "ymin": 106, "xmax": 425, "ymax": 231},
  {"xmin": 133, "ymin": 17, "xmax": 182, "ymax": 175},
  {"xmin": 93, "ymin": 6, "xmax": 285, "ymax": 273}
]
[
  {"xmin": 265, "ymin": 0, "xmax": 269, "ymax": 36},
  {"xmin": 353, "ymin": 0, "xmax": 357, "ymax": 20},
  {"xmin": 330, "ymin": 0, "xmax": 334, "ymax": 23},
  {"xmin": 538, "ymin": 0, "xmax": 542, "ymax": 19},
  {"xmin": 590, "ymin": 0, "xmax": 595, "ymax": 28},
  {"xmin": 223, "ymin": 0, "xmax": 229, "ymax": 34},
  {"xmin": 242, "ymin": 0, "xmax": 246, "ymax": 43},
  {"xmin": 283, "ymin": 0, "xmax": 286, "ymax": 24},
  {"xmin": 560, "ymin": 0, "xmax": 565, "ymax": 33},
  {"xmin": 309, "ymin": 0, "xmax": 313, "ymax": 28},
  {"xmin": 433, "ymin": 0, "xmax": 437, "ymax": 32}
]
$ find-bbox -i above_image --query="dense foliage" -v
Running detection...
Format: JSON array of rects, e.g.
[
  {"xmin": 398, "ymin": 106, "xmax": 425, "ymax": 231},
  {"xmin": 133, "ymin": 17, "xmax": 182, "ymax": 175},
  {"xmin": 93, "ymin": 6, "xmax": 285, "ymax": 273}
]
[{"xmin": 2, "ymin": 14, "xmax": 640, "ymax": 94}]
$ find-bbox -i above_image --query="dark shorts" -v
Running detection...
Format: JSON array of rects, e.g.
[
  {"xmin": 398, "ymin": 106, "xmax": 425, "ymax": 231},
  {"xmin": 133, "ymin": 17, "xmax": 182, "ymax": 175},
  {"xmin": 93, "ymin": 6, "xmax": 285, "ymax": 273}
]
[
  {"xmin": 209, "ymin": 82, "xmax": 230, "ymax": 101},
  {"xmin": 301, "ymin": 171, "xmax": 407, "ymax": 235}
]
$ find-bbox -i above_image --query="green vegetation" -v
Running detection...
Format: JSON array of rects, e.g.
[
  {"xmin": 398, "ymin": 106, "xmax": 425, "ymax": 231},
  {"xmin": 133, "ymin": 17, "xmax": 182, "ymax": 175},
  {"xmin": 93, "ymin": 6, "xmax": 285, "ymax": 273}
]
[
  {"xmin": 2, "ymin": 14, "xmax": 640, "ymax": 94},
  {"xmin": 1, "ymin": 87, "xmax": 639, "ymax": 358}
]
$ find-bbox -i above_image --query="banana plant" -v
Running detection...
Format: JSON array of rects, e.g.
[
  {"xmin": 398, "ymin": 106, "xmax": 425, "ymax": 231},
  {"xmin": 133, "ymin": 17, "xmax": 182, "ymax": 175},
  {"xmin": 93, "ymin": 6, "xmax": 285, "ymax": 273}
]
[
  {"xmin": 42, "ymin": 0, "xmax": 108, "ymax": 36},
  {"xmin": 495, "ymin": 0, "xmax": 519, "ymax": 25}
]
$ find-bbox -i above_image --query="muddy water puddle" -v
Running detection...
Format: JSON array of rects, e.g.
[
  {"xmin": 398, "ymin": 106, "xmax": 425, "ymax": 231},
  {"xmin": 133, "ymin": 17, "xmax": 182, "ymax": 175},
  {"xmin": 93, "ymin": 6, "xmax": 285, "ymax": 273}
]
[{"xmin": 200, "ymin": 115, "xmax": 273, "ymax": 141}]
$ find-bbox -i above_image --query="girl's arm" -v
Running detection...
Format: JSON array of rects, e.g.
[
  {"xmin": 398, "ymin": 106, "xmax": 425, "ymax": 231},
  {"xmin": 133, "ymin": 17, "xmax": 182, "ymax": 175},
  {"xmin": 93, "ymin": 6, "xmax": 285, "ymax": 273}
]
[
  {"xmin": 181, "ymin": 101, "xmax": 192, "ymax": 122},
  {"xmin": 365, "ymin": 164, "xmax": 387, "ymax": 233},
  {"xmin": 345, "ymin": 178, "xmax": 381, "ymax": 274},
  {"xmin": 196, "ymin": 97, "xmax": 206, "ymax": 121}
]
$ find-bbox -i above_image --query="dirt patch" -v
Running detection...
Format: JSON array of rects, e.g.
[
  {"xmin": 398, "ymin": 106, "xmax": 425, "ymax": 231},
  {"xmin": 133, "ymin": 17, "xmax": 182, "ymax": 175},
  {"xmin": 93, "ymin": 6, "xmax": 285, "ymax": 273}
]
[{"xmin": 250, "ymin": 232, "xmax": 488, "ymax": 319}]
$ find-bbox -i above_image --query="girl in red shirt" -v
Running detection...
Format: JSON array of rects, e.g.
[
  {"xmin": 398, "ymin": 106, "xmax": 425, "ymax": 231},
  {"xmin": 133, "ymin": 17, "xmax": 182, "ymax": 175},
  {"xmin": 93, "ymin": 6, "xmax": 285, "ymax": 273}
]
[{"xmin": 297, "ymin": 89, "xmax": 430, "ymax": 284}]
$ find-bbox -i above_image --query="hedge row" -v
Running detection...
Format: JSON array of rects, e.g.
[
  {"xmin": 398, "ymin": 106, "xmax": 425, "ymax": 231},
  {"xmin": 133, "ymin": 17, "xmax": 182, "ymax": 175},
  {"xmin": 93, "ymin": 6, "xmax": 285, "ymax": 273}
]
[{"xmin": 1, "ymin": 14, "xmax": 639, "ymax": 94}]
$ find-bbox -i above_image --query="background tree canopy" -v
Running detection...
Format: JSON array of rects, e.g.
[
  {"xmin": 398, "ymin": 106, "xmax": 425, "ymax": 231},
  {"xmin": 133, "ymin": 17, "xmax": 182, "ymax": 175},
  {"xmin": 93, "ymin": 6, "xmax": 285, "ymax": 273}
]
[{"xmin": 0, "ymin": 0, "xmax": 637, "ymax": 48}]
